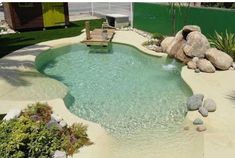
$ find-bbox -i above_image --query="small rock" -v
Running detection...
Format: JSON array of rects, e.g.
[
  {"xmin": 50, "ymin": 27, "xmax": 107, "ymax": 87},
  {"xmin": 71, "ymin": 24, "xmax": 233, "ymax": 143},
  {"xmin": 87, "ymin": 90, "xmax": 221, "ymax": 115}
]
[
  {"xmin": 153, "ymin": 46, "xmax": 163, "ymax": 52},
  {"xmin": 3, "ymin": 109, "xmax": 21, "ymax": 121},
  {"xmin": 53, "ymin": 150, "xmax": 66, "ymax": 158},
  {"xmin": 51, "ymin": 113, "xmax": 62, "ymax": 122},
  {"xmin": 59, "ymin": 120, "xmax": 67, "ymax": 128},
  {"xmin": 184, "ymin": 126, "xmax": 190, "ymax": 130},
  {"xmin": 187, "ymin": 61, "xmax": 197, "ymax": 69},
  {"xmin": 192, "ymin": 57, "xmax": 199, "ymax": 64},
  {"xmin": 30, "ymin": 114, "xmax": 41, "ymax": 121},
  {"xmin": 187, "ymin": 94, "xmax": 204, "ymax": 111},
  {"xmin": 198, "ymin": 107, "xmax": 208, "ymax": 117},
  {"xmin": 146, "ymin": 45, "xmax": 154, "ymax": 50},
  {"xmin": 196, "ymin": 125, "xmax": 207, "ymax": 132},
  {"xmin": 193, "ymin": 118, "xmax": 203, "ymax": 125},
  {"xmin": 195, "ymin": 68, "xmax": 200, "ymax": 73},
  {"xmin": 203, "ymin": 98, "xmax": 216, "ymax": 112},
  {"xmin": 47, "ymin": 119, "xmax": 61, "ymax": 130}
]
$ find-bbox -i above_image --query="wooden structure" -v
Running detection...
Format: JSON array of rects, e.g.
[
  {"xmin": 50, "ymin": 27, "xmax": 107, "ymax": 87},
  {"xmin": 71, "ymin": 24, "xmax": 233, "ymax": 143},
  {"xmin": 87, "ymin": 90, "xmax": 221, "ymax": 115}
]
[
  {"xmin": 82, "ymin": 29, "xmax": 115, "ymax": 46},
  {"xmin": 82, "ymin": 22, "xmax": 115, "ymax": 47},
  {"xmin": 3, "ymin": 2, "xmax": 69, "ymax": 30}
]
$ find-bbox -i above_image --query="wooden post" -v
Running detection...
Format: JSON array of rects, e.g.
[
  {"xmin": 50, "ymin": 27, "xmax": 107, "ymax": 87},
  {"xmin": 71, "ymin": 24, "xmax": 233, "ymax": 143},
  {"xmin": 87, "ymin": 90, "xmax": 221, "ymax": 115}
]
[{"xmin": 85, "ymin": 21, "xmax": 91, "ymax": 40}]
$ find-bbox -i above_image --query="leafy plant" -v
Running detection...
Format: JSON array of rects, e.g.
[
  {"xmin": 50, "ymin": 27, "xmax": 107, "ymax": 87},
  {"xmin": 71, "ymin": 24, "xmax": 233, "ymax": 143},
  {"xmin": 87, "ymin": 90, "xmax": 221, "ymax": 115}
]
[
  {"xmin": 209, "ymin": 30, "xmax": 235, "ymax": 59},
  {"xmin": 22, "ymin": 102, "xmax": 52, "ymax": 122},
  {"xmin": 61, "ymin": 124, "xmax": 93, "ymax": 155},
  {"xmin": 168, "ymin": 3, "xmax": 191, "ymax": 35},
  {"xmin": 151, "ymin": 32, "xmax": 164, "ymax": 40},
  {"xmin": 0, "ymin": 103, "xmax": 92, "ymax": 157}
]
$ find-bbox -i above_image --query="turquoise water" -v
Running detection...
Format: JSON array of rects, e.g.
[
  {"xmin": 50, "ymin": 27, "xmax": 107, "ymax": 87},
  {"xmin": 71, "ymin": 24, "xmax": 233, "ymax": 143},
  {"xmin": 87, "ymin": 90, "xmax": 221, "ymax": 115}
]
[{"xmin": 38, "ymin": 44, "xmax": 203, "ymax": 158}]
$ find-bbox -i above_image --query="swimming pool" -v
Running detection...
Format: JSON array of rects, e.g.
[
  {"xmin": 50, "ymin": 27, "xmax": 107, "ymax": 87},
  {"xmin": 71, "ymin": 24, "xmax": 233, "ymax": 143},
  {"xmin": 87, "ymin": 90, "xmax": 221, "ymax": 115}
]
[{"xmin": 37, "ymin": 43, "xmax": 203, "ymax": 158}]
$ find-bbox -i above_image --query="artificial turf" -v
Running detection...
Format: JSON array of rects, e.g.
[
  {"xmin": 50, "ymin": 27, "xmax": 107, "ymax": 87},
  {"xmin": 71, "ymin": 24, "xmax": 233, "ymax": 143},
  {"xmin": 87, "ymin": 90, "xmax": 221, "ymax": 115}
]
[{"xmin": 0, "ymin": 19, "xmax": 104, "ymax": 58}]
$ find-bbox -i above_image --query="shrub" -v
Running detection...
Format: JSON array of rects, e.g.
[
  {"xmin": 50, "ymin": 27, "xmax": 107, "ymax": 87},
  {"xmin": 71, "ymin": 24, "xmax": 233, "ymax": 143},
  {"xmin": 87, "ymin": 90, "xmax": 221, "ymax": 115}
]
[
  {"xmin": 151, "ymin": 32, "xmax": 164, "ymax": 41},
  {"xmin": 209, "ymin": 30, "xmax": 235, "ymax": 59},
  {"xmin": 22, "ymin": 102, "xmax": 52, "ymax": 123},
  {"xmin": 0, "ymin": 103, "xmax": 92, "ymax": 157}
]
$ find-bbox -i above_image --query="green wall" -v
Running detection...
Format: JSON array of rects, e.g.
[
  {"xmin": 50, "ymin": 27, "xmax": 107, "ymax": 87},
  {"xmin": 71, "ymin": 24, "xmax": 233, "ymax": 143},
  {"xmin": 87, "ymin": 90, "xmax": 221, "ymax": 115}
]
[{"xmin": 133, "ymin": 3, "xmax": 235, "ymax": 36}]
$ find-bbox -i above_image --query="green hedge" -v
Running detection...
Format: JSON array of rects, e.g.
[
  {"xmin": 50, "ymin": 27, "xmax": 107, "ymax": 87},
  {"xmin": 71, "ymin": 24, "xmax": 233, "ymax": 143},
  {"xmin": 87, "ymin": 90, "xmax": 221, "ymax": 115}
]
[{"xmin": 133, "ymin": 3, "xmax": 235, "ymax": 36}]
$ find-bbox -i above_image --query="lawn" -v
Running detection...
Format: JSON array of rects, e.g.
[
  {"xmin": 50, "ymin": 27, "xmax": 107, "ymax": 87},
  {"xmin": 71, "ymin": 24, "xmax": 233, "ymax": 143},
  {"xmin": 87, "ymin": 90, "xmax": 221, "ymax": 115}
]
[{"xmin": 0, "ymin": 19, "xmax": 104, "ymax": 58}]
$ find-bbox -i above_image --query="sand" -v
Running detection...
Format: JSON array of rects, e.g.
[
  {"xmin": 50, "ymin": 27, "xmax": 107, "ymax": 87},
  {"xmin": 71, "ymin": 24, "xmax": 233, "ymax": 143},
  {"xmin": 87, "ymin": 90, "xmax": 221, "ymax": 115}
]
[{"xmin": 0, "ymin": 30, "xmax": 235, "ymax": 158}]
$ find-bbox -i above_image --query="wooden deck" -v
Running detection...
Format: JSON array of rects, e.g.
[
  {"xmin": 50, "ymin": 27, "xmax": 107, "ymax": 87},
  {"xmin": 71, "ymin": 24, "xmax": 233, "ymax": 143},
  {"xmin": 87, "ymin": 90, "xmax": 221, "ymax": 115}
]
[{"xmin": 81, "ymin": 29, "xmax": 115, "ymax": 46}]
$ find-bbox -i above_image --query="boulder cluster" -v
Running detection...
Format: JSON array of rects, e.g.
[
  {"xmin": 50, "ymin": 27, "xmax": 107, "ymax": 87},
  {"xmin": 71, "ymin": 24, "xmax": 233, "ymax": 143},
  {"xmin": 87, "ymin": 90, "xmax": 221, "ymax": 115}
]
[
  {"xmin": 187, "ymin": 94, "xmax": 216, "ymax": 115},
  {"xmin": 161, "ymin": 25, "xmax": 234, "ymax": 73},
  {"xmin": 186, "ymin": 94, "xmax": 217, "ymax": 132}
]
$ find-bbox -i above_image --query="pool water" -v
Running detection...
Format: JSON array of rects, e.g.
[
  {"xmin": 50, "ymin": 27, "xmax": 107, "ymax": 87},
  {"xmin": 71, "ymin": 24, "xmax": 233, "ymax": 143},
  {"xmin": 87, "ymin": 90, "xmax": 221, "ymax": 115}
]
[{"xmin": 38, "ymin": 43, "xmax": 203, "ymax": 158}]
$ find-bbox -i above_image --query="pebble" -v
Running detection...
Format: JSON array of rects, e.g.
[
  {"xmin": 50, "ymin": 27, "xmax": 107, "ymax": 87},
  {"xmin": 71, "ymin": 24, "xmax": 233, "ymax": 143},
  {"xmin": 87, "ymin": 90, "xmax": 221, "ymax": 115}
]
[
  {"xmin": 184, "ymin": 126, "xmax": 190, "ymax": 130},
  {"xmin": 193, "ymin": 118, "xmax": 203, "ymax": 125},
  {"xmin": 195, "ymin": 68, "xmax": 200, "ymax": 73},
  {"xmin": 196, "ymin": 125, "xmax": 207, "ymax": 132}
]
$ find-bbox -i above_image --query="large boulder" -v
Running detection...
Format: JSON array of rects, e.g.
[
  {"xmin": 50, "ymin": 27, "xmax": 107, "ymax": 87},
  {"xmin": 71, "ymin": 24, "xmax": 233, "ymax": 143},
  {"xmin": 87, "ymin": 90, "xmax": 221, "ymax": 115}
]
[
  {"xmin": 161, "ymin": 36, "xmax": 174, "ymax": 52},
  {"xmin": 182, "ymin": 25, "xmax": 201, "ymax": 33},
  {"xmin": 187, "ymin": 94, "xmax": 204, "ymax": 111},
  {"xmin": 197, "ymin": 59, "xmax": 216, "ymax": 73},
  {"xmin": 183, "ymin": 31, "xmax": 210, "ymax": 58},
  {"xmin": 187, "ymin": 61, "xmax": 197, "ymax": 69},
  {"xmin": 206, "ymin": 48, "xmax": 233, "ymax": 70},
  {"xmin": 167, "ymin": 30, "xmax": 191, "ymax": 63},
  {"xmin": 203, "ymin": 98, "xmax": 216, "ymax": 112}
]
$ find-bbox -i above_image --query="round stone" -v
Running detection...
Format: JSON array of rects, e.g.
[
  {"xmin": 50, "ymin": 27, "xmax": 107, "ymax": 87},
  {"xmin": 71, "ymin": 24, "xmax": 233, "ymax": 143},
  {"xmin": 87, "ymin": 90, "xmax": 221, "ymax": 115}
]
[
  {"xmin": 193, "ymin": 118, "xmax": 203, "ymax": 125},
  {"xmin": 196, "ymin": 125, "xmax": 207, "ymax": 132},
  {"xmin": 198, "ymin": 107, "xmax": 208, "ymax": 117},
  {"xmin": 203, "ymin": 98, "xmax": 216, "ymax": 112},
  {"xmin": 187, "ymin": 94, "xmax": 204, "ymax": 111}
]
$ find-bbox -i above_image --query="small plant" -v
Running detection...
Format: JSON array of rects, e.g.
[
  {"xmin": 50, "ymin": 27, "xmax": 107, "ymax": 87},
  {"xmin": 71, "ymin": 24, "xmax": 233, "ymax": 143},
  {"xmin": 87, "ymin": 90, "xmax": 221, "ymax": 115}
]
[
  {"xmin": 209, "ymin": 30, "xmax": 235, "ymax": 59},
  {"xmin": 0, "ymin": 103, "xmax": 92, "ymax": 157},
  {"xmin": 142, "ymin": 40, "xmax": 161, "ymax": 47},
  {"xmin": 22, "ymin": 102, "xmax": 52, "ymax": 122},
  {"xmin": 151, "ymin": 32, "xmax": 164, "ymax": 41}
]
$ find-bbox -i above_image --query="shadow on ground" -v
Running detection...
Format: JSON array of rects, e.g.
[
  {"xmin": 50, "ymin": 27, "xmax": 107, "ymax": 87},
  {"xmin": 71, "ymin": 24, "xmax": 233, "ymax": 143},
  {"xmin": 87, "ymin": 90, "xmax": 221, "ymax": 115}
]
[
  {"xmin": 0, "ymin": 44, "xmax": 64, "ymax": 86},
  {"xmin": 226, "ymin": 90, "xmax": 235, "ymax": 103}
]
